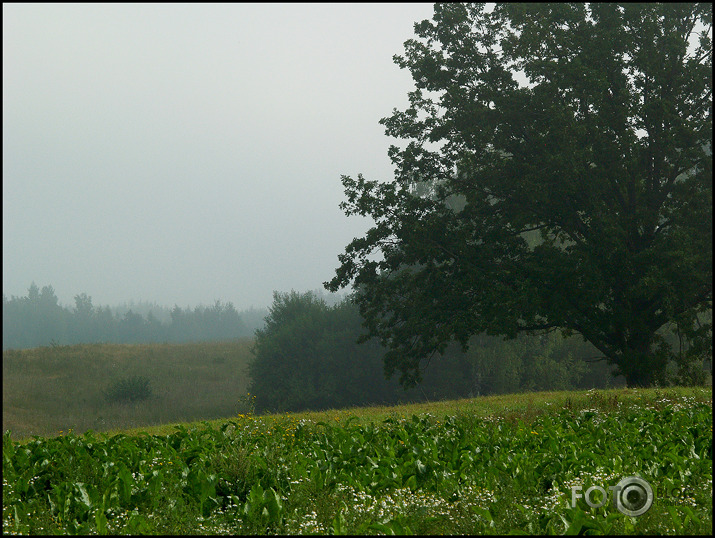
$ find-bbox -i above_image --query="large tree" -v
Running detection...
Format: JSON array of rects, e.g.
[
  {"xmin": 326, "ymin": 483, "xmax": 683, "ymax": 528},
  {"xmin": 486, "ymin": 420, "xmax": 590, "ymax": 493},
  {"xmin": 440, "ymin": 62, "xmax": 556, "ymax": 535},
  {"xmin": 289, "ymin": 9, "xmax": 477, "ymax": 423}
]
[{"xmin": 326, "ymin": 3, "xmax": 712, "ymax": 388}]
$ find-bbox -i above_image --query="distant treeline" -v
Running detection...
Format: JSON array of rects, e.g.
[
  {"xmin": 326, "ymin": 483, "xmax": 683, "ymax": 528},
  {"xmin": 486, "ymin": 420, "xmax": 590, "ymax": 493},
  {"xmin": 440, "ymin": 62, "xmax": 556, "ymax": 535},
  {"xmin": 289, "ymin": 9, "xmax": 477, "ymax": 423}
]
[
  {"xmin": 248, "ymin": 291, "xmax": 631, "ymax": 414},
  {"xmin": 2, "ymin": 283, "xmax": 268, "ymax": 350}
]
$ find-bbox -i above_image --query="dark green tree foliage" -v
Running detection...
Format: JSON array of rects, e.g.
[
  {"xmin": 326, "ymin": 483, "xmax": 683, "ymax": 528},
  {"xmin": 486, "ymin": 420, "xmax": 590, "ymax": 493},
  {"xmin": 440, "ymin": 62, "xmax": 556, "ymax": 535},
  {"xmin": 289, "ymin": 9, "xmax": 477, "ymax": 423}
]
[
  {"xmin": 248, "ymin": 291, "xmax": 407, "ymax": 413},
  {"xmin": 326, "ymin": 3, "xmax": 712, "ymax": 388},
  {"xmin": 247, "ymin": 290, "xmax": 618, "ymax": 413}
]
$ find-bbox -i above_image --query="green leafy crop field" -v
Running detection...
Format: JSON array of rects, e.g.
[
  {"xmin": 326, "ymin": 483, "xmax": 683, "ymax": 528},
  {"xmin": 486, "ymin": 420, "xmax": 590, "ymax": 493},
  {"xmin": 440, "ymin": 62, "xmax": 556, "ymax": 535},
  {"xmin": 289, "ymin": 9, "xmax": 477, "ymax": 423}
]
[{"xmin": 3, "ymin": 387, "xmax": 712, "ymax": 534}]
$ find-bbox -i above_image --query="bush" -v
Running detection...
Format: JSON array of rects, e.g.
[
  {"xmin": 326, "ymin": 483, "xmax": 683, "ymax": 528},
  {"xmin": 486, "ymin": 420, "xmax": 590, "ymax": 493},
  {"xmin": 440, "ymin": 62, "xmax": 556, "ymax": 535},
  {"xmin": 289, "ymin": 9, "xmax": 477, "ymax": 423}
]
[
  {"xmin": 104, "ymin": 375, "xmax": 153, "ymax": 403},
  {"xmin": 248, "ymin": 291, "xmax": 413, "ymax": 413}
]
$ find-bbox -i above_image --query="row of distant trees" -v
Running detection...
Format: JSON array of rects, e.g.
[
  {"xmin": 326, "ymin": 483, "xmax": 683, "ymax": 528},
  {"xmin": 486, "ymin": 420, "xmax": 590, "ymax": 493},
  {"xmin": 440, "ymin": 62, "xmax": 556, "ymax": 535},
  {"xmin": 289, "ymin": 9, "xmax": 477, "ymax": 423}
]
[
  {"xmin": 2, "ymin": 283, "xmax": 268, "ymax": 350},
  {"xmin": 248, "ymin": 291, "xmax": 633, "ymax": 414}
]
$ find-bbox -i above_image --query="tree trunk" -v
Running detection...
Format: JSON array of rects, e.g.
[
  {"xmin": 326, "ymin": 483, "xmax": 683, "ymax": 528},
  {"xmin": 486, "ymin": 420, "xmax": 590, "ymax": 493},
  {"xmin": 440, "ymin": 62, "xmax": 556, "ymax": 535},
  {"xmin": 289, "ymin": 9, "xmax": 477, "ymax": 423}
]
[
  {"xmin": 623, "ymin": 364, "xmax": 655, "ymax": 388},
  {"xmin": 618, "ymin": 334, "xmax": 668, "ymax": 388}
]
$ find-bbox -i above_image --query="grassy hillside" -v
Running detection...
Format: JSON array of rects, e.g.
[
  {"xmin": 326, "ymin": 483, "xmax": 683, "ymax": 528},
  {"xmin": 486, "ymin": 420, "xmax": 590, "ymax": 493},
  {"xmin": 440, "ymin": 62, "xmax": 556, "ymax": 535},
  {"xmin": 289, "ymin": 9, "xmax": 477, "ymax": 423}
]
[
  {"xmin": 3, "ymin": 340, "xmax": 712, "ymax": 534},
  {"xmin": 2, "ymin": 340, "xmax": 253, "ymax": 440},
  {"xmin": 3, "ymin": 386, "xmax": 712, "ymax": 534},
  {"xmin": 109, "ymin": 385, "xmax": 699, "ymax": 437}
]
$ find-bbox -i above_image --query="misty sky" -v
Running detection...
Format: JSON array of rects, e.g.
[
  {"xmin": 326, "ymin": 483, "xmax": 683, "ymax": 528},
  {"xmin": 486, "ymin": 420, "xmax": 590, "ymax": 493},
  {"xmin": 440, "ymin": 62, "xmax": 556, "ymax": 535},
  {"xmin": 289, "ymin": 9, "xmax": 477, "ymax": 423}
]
[{"xmin": 3, "ymin": 3, "xmax": 436, "ymax": 310}]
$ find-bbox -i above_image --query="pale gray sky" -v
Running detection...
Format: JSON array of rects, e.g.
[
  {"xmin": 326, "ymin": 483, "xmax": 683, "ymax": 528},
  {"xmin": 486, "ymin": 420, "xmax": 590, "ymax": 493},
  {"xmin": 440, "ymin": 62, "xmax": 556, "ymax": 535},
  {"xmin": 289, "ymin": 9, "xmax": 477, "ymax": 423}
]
[{"xmin": 3, "ymin": 2, "xmax": 436, "ymax": 310}]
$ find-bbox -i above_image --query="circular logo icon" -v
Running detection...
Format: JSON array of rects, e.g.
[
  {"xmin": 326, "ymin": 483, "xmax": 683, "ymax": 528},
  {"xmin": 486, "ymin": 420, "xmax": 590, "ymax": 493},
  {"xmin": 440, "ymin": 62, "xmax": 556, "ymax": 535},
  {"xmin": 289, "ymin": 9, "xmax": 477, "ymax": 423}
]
[{"xmin": 614, "ymin": 476, "xmax": 653, "ymax": 516}]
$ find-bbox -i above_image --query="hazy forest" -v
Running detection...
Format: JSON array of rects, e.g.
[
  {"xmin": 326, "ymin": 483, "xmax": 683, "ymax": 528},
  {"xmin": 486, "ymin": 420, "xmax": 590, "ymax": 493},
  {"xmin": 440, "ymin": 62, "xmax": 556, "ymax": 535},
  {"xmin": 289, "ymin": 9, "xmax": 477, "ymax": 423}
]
[
  {"xmin": 1, "ymin": 280, "xmax": 644, "ymax": 415},
  {"xmin": 5, "ymin": 281, "xmax": 712, "ymax": 419},
  {"xmin": 2, "ymin": 282, "xmax": 268, "ymax": 351}
]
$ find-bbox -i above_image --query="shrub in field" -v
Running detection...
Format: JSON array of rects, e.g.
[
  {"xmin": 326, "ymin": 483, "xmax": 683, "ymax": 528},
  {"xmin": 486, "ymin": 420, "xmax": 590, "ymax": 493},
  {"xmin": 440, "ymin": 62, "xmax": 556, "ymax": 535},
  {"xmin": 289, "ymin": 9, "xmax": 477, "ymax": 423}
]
[{"xmin": 104, "ymin": 375, "xmax": 152, "ymax": 403}]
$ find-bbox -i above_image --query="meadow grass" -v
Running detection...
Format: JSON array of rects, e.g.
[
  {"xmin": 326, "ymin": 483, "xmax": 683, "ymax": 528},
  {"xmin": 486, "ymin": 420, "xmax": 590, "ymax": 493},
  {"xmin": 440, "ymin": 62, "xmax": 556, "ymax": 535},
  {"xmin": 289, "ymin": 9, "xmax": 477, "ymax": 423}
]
[
  {"xmin": 109, "ymin": 384, "xmax": 708, "ymax": 436},
  {"xmin": 3, "ymin": 340, "xmax": 253, "ymax": 440},
  {"xmin": 3, "ymin": 341, "xmax": 712, "ymax": 534}
]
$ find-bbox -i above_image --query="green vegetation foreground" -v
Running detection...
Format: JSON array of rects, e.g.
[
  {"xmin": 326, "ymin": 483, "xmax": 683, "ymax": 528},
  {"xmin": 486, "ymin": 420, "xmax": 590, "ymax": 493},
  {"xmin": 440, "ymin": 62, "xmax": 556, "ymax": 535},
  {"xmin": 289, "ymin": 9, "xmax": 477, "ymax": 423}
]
[{"xmin": 3, "ymin": 387, "xmax": 712, "ymax": 534}]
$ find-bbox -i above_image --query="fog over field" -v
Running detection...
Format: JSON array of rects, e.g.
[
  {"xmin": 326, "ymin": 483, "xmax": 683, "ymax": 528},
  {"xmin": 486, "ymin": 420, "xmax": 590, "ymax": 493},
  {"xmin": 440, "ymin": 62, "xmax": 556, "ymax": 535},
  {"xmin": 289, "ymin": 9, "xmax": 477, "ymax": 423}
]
[{"xmin": 3, "ymin": 3, "xmax": 435, "ymax": 310}]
